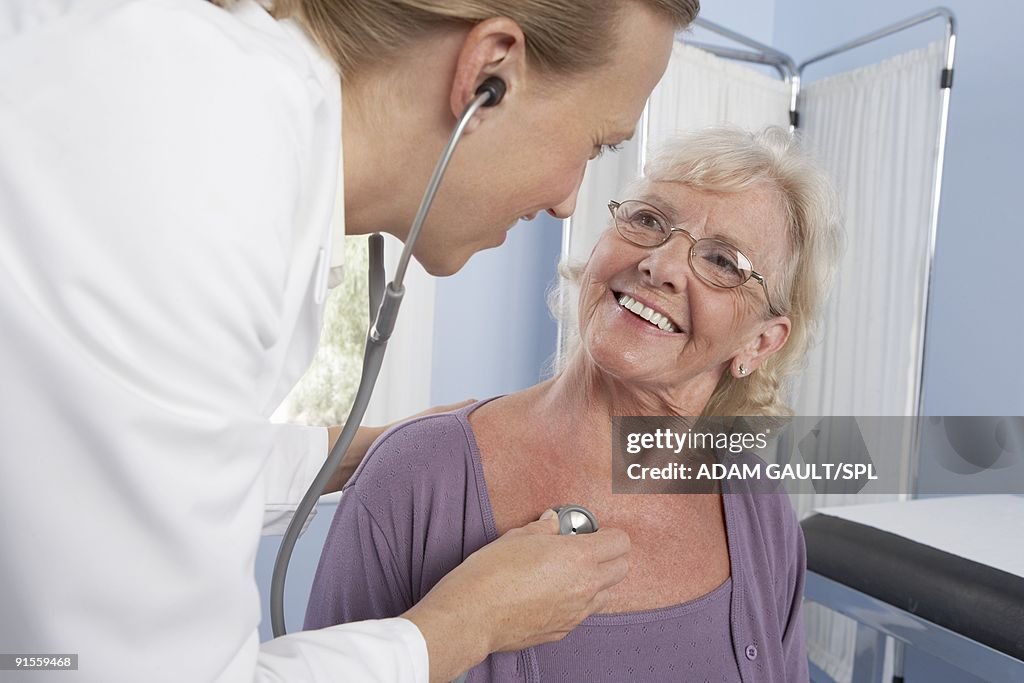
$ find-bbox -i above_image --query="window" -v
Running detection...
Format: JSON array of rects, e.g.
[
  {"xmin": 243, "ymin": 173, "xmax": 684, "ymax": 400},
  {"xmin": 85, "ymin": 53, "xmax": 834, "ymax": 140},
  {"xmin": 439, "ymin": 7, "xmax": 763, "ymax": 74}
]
[{"xmin": 276, "ymin": 236, "xmax": 369, "ymax": 426}]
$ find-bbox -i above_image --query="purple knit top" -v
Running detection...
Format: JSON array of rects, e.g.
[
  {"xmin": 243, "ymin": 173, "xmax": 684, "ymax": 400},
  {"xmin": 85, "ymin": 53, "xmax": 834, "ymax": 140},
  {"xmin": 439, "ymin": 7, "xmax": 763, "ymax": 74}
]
[{"xmin": 305, "ymin": 400, "xmax": 808, "ymax": 682}]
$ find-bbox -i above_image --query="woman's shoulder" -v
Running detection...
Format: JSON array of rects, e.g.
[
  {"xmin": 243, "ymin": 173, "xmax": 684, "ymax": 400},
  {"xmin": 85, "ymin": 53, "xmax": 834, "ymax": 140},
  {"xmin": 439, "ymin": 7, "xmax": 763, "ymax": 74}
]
[
  {"xmin": 344, "ymin": 400, "xmax": 491, "ymax": 506},
  {"xmin": 337, "ymin": 400, "xmax": 497, "ymax": 590}
]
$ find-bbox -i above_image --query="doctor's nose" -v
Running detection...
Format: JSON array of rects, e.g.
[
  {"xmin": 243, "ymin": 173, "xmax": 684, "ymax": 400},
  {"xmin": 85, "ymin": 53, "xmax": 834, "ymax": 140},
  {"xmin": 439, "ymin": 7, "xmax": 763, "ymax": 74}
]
[{"xmin": 546, "ymin": 167, "xmax": 587, "ymax": 219}]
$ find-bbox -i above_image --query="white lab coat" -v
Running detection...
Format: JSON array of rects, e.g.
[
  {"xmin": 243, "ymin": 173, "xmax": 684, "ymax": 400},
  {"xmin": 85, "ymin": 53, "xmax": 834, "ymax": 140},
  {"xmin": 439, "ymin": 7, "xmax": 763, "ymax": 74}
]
[{"xmin": 0, "ymin": 1, "xmax": 428, "ymax": 680}]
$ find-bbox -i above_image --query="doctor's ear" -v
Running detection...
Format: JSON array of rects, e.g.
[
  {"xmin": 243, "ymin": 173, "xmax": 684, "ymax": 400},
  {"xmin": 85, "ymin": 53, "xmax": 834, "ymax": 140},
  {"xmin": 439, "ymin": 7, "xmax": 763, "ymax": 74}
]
[{"xmin": 449, "ymin": 17, "xmax": 526, "ymax": 129}]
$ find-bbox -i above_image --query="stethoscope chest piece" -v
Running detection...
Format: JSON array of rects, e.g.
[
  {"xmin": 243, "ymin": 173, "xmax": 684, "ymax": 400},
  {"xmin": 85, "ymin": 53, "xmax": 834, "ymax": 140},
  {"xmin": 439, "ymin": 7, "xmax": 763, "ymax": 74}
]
[{"xmin": 554, "ymin": 505, "xmax": 599, "ymax": 535}]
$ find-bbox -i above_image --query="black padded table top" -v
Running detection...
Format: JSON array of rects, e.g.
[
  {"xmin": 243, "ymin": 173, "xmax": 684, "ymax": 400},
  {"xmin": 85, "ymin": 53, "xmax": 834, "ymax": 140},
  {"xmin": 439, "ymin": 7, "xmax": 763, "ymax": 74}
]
[{"xmin": 801, "ymin": 513, "xmax": 1024, "ymax": 660}]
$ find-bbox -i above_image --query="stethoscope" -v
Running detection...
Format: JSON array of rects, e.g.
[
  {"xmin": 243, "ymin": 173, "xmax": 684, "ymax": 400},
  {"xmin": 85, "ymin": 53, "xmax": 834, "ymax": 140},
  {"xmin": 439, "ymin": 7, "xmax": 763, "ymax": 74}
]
[{"xmin": 270, "ymin": 76, "xmax": 599, "ymax": 638}]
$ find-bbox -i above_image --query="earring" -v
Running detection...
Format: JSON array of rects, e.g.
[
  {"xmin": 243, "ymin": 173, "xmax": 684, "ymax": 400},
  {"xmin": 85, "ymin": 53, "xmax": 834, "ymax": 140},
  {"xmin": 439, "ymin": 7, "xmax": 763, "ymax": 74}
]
[{"xmin": 738, "ymin": 364, "xmax": 748, "ymax": 376}]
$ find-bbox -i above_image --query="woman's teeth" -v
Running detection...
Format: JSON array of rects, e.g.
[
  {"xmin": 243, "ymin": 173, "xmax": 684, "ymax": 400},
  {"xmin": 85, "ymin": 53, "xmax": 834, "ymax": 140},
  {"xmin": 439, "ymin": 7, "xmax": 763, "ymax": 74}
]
[{"xmin": 617, "ymin": 294, "xmax": 678, "ymax": 333}]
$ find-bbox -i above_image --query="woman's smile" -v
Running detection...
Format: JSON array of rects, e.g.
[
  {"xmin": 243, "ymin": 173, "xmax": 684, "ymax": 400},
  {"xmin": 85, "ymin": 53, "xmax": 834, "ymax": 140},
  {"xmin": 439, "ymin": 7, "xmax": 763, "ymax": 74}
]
[{"xmin": 611, "ymin": 290, "xmax": 684, "ymax": 334}]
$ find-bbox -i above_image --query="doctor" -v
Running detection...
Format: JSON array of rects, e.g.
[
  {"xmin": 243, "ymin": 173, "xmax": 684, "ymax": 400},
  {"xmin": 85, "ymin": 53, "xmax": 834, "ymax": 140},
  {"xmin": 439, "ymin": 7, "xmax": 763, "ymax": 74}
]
[{"xmin": 0, "ymin": 0, "xmax": 698, "ymax": 681}]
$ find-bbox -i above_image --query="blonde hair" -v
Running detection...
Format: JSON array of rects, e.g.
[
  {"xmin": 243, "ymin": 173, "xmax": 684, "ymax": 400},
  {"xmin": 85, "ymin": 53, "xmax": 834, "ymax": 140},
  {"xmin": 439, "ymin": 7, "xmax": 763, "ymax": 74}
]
[
  {"xmin": 552, "ymin": 126, "xmax": 843, "ymax": 416},
  {"xmin": 209, "ymin": 1, "xmax": 699, "ymax": 78}
]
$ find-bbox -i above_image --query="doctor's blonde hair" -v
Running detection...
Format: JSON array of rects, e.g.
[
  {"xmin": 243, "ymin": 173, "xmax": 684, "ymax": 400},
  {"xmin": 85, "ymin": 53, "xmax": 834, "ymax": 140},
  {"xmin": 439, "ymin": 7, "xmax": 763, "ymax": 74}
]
[{"xmin": 209, "ymin": 1, "xmax": 700, "ymax": 78}]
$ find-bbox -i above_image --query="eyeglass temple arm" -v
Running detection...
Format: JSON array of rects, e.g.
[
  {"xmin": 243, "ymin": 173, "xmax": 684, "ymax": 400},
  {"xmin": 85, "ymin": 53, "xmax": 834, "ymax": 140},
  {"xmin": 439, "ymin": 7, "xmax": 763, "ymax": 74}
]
[{"xmin": 750, "ymin": 271, "xmax": 783, "ymax": 317}]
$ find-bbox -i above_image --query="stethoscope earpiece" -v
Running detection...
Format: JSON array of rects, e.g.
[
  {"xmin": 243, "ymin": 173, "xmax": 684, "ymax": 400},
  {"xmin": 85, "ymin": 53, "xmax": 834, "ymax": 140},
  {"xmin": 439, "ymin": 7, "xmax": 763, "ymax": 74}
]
[
  {"xmin": 475, "ymin": 76, "xmax": 507, "ymax": 107},
  {"xmin": 553, "ymin": 505, "xmax": 599, "ymax": 535}
]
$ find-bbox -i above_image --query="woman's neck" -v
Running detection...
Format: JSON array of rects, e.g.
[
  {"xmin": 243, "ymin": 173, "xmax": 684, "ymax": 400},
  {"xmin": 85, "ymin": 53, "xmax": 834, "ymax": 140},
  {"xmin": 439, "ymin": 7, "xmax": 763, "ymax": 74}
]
[
  {"xmin": 521, "ymin": 353, "xmax": 715, "ymax": 475},
  {"xmin": 540, "ymin": 352, "xmax": 713, "ymax": 417}
]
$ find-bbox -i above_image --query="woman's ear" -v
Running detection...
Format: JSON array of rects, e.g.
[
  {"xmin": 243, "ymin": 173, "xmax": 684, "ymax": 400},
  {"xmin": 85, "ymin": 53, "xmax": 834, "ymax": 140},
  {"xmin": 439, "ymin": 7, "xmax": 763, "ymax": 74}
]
[
  {"xmin": 448, "ymin": 17, "xmax": 526, "ymax": 132},
  {"xmin": 732, "ymin": 316, "xmax": 791, "ymax": 377}
]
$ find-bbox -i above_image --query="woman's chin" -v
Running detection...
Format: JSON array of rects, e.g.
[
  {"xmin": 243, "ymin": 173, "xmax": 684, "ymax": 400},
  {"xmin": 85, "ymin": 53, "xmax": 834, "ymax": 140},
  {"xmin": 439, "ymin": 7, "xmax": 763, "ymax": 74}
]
[{"xmin": 582, "ymin": 341, "xmax": 666, "ymax": 386}]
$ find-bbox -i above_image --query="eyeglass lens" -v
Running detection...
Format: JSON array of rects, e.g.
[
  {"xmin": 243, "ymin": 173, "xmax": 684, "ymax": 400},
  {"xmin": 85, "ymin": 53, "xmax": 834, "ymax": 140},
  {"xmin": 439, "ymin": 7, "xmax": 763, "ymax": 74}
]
[{"xmin": 614, "ymin": 201, "xmax": 753, "ymax": 288}]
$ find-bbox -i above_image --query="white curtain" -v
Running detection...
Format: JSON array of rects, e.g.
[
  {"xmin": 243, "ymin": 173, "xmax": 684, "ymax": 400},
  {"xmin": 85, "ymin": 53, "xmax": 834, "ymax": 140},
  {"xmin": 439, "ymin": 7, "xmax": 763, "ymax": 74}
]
[
  {"xmin": 794, "ymin": 40, "xmax": 947, "ymax": 683},
  {"xmin": 644, "ymin": 42, "xmax": 794, "ymax": 145},
  {"xmin": 794, "ymin": 39, "xmax": 946, "ymax": 419}
]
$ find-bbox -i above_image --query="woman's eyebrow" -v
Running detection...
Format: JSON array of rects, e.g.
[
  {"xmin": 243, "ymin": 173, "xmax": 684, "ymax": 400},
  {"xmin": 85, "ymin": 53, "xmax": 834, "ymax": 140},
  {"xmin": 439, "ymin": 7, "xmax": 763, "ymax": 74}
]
[
  {"xmin": 638, "ymin": 192, "xmax": 761, "ymax": 257},
  {"xmin": 637, "ymin": 192, "xmax": 681, "ymax": 223},
  {"xmin": 712, "ymin": 231, "xmax": 756, "ymax": 257},
  {"xmin": 704, "ymin": 218, "xmax": 761, "ymax": 260}
]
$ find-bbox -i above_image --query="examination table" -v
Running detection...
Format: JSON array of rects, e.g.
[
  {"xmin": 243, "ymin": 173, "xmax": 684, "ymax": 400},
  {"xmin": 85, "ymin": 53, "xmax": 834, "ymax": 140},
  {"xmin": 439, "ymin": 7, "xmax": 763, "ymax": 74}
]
[{"xmin": 801, "ymin": 495, "xmax": 1024, "ymax": 682}]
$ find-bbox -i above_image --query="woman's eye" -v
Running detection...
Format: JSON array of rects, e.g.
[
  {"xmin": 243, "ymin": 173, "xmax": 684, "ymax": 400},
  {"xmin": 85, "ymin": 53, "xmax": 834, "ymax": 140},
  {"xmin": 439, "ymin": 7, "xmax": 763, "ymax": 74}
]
[
  {"xmin": 702, "ymin": 248, "xmax": 740, "ymax": 272},
  {"xmin": 634, "ymin": 211, "xmax": 663, "ymax": 231}
]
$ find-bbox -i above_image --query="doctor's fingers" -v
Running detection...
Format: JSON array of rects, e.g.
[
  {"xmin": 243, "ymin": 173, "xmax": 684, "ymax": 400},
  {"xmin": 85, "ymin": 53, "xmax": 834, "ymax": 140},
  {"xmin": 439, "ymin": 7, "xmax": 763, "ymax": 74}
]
[
  {"xmin": 511, "ymin": 515, "xmax": 632, "ymax": 559},
  {"xmin": 576, "ymin": 527, "xmax": 631, "ymax": 563},
  {"xmin": 508, "ymin": 518, "xmax": 631, "ymax": 571},
  {"xmin": 563, "ymin": 556, "xmax": 629, "ymax": 620},
  {"xmin": 592, "ymin": 554, "xmax": 631, "ymax": 593},
  {"xmin": 406, "ymin": 398, "xmax": 477, "ymax": 420},
  {"xmin": 583, "ymin": 586, "xmax": 616, "ymax": 618},
  {"xmin": 574, "ymin": 558, "xmax": 631, "ymax": 623}
]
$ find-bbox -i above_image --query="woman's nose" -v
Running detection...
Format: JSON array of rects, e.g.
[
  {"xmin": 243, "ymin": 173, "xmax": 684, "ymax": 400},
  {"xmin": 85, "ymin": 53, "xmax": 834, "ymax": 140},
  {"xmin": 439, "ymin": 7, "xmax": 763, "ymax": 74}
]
[{"xmin": 638, "ymin": 235, "xmax": 693, "ymax": 293}]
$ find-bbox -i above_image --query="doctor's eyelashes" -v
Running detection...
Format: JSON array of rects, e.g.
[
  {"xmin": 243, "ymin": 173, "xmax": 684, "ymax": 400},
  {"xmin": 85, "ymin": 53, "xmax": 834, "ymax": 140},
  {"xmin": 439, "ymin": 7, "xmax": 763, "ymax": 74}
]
[{"xmin": 596, "ymin": 143, "xmax": 625, "ymax": 158}]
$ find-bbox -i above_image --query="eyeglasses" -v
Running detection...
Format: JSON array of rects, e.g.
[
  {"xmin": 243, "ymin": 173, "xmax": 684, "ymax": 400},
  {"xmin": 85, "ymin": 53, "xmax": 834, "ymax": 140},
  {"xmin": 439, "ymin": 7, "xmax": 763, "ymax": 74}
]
[{"xmin": 608, "ymin": 199, "xmax": 783, "ymax": 317}]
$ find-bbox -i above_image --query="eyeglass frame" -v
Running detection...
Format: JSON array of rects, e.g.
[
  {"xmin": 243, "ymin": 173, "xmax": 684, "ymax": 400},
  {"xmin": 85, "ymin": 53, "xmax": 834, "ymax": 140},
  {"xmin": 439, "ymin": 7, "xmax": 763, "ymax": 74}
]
[{"xmin": 607, "ymin": 199, "xmax": 784, "ymax": 317}]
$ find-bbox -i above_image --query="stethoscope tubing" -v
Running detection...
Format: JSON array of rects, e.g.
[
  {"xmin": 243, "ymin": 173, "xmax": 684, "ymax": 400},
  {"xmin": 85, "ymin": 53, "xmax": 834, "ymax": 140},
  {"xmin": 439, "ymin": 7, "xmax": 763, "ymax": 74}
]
[{"xmin": 269, "ymin": 88, "xmax": 495, "ymax": 638}]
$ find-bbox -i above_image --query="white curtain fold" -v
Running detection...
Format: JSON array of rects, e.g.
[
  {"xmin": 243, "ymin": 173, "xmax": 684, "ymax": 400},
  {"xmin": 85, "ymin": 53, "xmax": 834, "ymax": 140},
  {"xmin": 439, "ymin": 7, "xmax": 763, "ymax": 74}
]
[
  {"xmin": 644, "ymin": 42, "xmax": 793, "ymax": 145},
  {"xmin": 793, "ymin": 39, "xmax": 946, "ymax": 420}
]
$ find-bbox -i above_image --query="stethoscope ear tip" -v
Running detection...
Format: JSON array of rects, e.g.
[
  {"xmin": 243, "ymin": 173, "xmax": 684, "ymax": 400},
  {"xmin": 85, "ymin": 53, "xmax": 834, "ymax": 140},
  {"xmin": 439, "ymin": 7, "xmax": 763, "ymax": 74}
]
[{"xmin": 475, "ymin": 77, "xmax": 507, "ymax": 107}]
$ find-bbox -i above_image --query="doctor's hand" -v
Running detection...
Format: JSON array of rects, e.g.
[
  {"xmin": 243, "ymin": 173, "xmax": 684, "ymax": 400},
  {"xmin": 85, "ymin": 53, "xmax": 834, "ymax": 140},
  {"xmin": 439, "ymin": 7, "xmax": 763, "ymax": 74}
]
[
  {"xmin": 324, "ymin": 399, "xmax": 477, "ymax": 493},
  {"xmin": 402, "ymin": 510, "xmax": 631, "ymax": 683}
]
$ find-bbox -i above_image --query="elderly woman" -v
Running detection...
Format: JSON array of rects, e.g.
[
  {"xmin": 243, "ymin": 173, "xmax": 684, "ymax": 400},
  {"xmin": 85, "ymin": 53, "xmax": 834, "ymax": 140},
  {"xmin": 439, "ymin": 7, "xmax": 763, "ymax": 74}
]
[{"xmin": 305, "ymin": 126, "xmax": 841, "ymax": 682}]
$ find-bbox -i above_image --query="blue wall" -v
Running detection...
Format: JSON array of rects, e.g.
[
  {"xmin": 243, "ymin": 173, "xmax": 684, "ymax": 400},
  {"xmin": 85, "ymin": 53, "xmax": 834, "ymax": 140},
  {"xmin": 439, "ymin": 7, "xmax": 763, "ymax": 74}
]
[
  {"xmin": 429, "ymin": 214, "xmax": 562, "ymax": 404},
  {"xmin": 696, "ymin": 1, "xmax": 776, "ymax": 45}
]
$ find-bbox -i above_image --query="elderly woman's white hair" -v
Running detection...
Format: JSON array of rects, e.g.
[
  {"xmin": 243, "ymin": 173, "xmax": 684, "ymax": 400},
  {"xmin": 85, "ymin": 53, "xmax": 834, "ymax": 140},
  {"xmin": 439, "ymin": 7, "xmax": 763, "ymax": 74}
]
[{"xmin": 550, "ymin": 125, "xmax": 843, "ymax": 416}]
